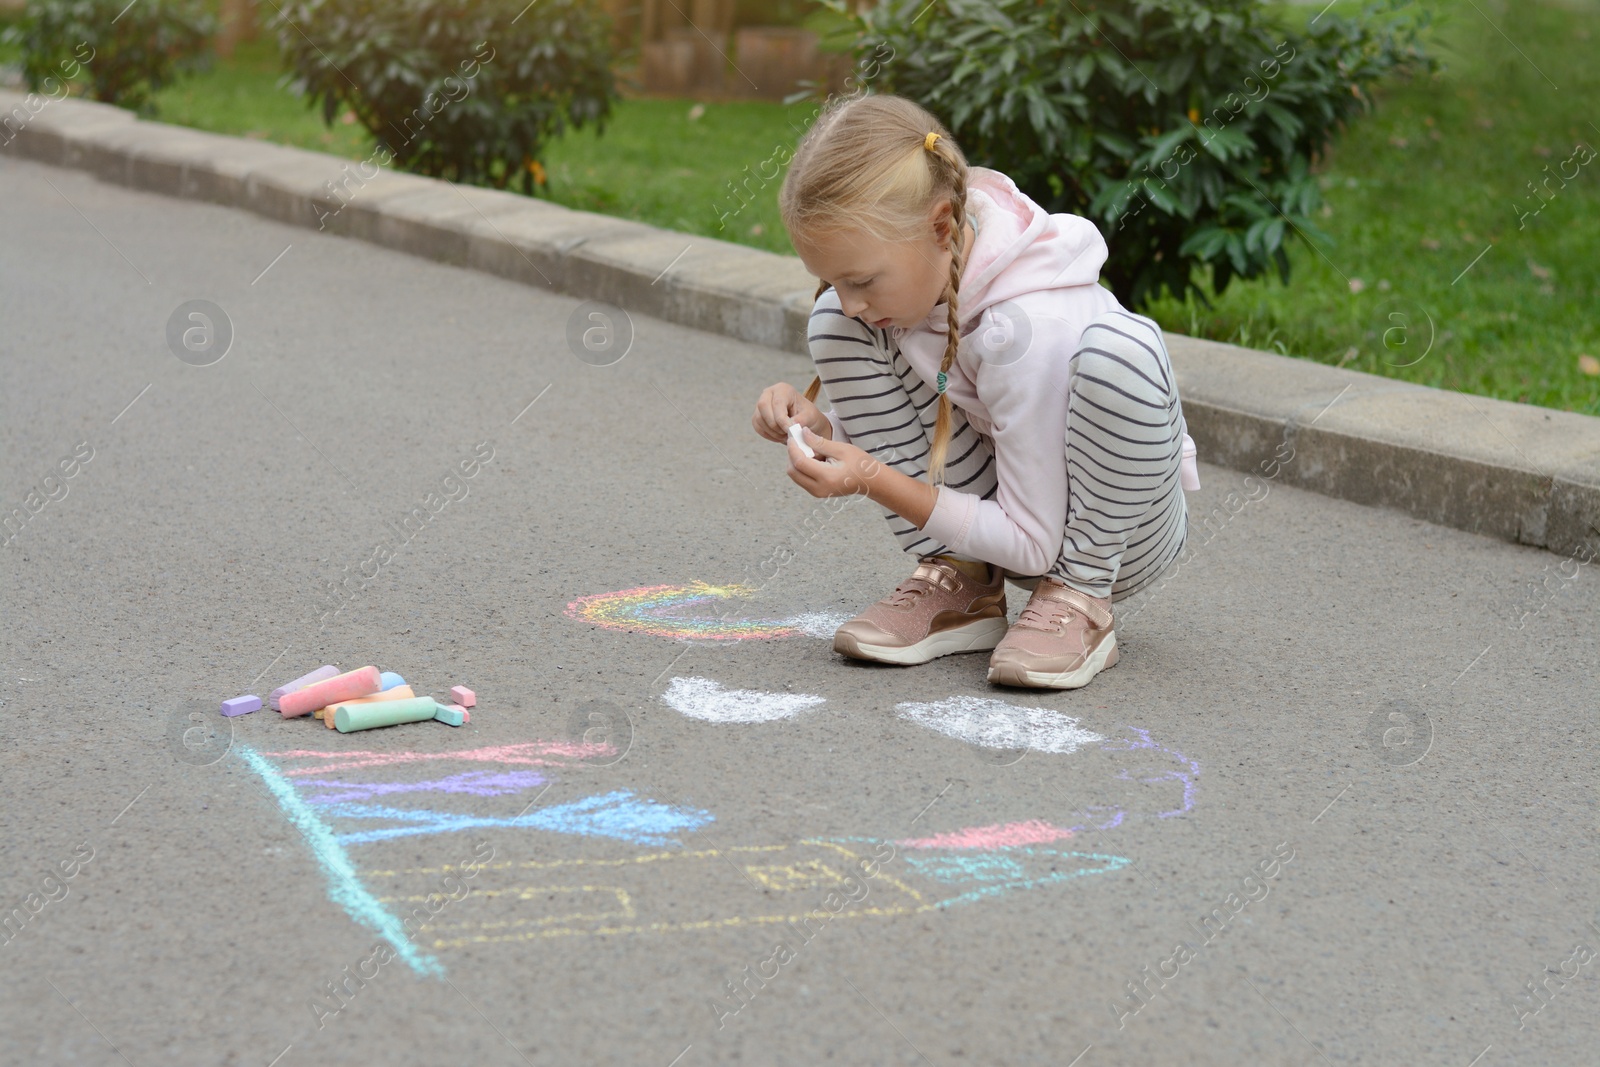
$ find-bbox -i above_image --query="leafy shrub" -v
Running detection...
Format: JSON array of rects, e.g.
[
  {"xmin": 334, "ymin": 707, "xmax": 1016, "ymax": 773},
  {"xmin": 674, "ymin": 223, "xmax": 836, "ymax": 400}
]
[
  {"xmin": 818, "ymin": 0, "xmax": 1437, "ymax": 308},
  {"xmin": 3, "ymin": 0, "xmax": 214, "ymax": 116},
  {"xmin": 273, "ymin": 0, "xmax": 619, "ymax": 194}
]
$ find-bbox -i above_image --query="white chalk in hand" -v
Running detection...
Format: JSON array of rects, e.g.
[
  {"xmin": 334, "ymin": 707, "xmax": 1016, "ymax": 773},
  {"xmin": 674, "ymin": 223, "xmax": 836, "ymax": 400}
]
[{"xmin": 787, "ymin": 422, "xmax": 816, "ymax": 459}]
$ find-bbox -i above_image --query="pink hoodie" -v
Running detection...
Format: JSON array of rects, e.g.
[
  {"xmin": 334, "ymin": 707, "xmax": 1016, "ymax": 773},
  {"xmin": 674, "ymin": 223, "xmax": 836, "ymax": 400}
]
[{"xmin": 825, "ymin": 166, "xmax": 1201, "ymax": 577}]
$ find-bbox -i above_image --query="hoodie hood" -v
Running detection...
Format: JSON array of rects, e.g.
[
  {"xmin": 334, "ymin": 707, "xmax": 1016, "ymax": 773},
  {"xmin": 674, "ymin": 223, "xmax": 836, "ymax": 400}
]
[
  {"xmin": 884, "ymin": 165, "xmax": 1202, "ymax": 501},
  {"xmin": 897, "ymin": 165, "xmax": 1110, "ymax": 339}
]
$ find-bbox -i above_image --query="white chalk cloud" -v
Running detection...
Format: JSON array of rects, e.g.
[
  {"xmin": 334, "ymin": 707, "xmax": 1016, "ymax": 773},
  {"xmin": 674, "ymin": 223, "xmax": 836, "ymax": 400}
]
[
  {"xmin": 896, "ymin": 695, "xmax": 1103, "ymax": 753},
  {"xmin": 660, "ymin": 676, "xmax": 827, "ymax": 724}
]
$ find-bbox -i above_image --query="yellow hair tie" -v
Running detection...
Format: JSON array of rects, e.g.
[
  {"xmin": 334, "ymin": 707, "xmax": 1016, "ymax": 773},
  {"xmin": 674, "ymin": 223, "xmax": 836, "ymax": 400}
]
[{"xmin": 924, "ymin": 131, "xmax": 941, "ymax": 152}]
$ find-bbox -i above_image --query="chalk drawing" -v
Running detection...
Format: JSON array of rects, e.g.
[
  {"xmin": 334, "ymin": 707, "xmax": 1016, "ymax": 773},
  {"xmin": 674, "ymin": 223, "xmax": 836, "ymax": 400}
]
[
  {"xmin": 895, "ymin": 695, "xmax": 1104, "ymax": 754},
  {"xmin": 897, "ymin": 820, "xmax": 1075, "ymax": 851},
  {"xmin": 324, "ymin": 790, "xmax": 715, "ymax": 848},
  {"xmin": 235, "ymin": 744, "xmax": 444, "ymax": 977},
  {"xmin": 565, "ymin": 582, "xmax": 845, "ymax": 641},
  {"xmin": 782, "ymin": 611, "xmax": 855, "ymax": 638},
  {"xmin": 367, "ymin": 839, "xmax": 1130, "ymax": 947},
  {"xmin": 239, "ymin": 712, "xmax": 1196, "ymax": 966},
  {"xmin": 1108, "ymin": 726, "xmax": 1201, "ymax": 820},
  {"xmin": 260, "ymin": 741, "xmax": 611, "ymax": 776},
  {"xmin": 236, "ymin": 743, "xmax": 716, "ymax": 978},
  {"xmin": 298, "ymin": 770, "xmax": 548, "ymax": 804},
  {"xmin": 892, "ymin": 845, "xmax": 1125, "ymax": 907},
  {"xmin": 660, "ymin": 676, "xmax": 826, "ymax": 724}
]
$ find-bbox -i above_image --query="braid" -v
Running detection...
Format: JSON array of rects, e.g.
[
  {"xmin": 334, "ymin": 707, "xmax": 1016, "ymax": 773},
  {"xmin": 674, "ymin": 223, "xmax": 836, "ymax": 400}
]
[
  {"xmin": 803, "ymin": 277, "xmax": 831, "ymax": 405},
  {"xmin": 926, "ymin": 145, "xmax": 967, "ymax": 486}
]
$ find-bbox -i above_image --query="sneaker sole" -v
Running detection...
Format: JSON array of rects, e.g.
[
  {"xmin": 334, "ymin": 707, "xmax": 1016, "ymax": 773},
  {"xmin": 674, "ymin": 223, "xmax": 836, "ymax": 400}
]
[
  {"xmin": 834, "ymin": 616, "xmax": 1011, "ymax": 666},
  {"xmin": 987, "ymin": 634, "xmax": 1119, "ymax": 689}
]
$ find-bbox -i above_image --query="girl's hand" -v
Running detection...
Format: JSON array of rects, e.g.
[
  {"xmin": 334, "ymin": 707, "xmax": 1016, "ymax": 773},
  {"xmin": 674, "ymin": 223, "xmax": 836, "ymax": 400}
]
[
  {"xmin": 752, "ymin": 381, "xmax": 831, "ymax": 444},
  {"xmin": 786, "ymin": 426, "xmax": 878, "ymax": 499}
]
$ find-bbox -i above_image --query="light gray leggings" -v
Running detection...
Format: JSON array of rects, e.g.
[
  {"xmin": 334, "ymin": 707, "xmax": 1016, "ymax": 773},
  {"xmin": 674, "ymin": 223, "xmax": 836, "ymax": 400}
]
[{"xmin": 809, "ymin": 292, "xmax": 1190, "ymax": 603}]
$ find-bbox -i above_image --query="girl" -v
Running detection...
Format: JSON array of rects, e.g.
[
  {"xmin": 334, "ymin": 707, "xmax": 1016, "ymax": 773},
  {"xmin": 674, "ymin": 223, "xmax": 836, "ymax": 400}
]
[{"xmin": 752, "ymin": 93, "xmax": 1201, "ymax": 691}]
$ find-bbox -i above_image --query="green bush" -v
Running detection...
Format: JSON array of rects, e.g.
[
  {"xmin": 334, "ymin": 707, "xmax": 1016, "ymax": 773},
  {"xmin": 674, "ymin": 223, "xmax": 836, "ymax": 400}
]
[
  {"xmin": 733, "ymin": 0, "xmax": 821, "ymax": 29},
  {"xmin": 272, "ymin": 0, "xmax": 619, "ymax": 194},
  {"xmin": 3, "ymin": 0, "xmax": 214, "ymax": 116},
  {"xmin": 820, "ymin": 0, "xmax": 1437, "ymax": 308}
]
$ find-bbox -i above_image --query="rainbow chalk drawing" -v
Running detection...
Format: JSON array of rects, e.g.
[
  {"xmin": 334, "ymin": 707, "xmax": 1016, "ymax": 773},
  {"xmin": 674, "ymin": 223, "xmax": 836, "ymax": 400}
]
[
  {"xmin": 660, "ymin": 676, "xmax": 827, "ymax": 724},
  {"xmin": 565, "ymin": 582, "xmax": 849, "ymax": 641}
]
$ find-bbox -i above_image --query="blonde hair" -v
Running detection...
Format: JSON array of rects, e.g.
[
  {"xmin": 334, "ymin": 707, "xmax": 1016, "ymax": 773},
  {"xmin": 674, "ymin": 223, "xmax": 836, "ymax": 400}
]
[{"xmin": 779, "ymin": 91, "xmax": 971, "ymax": 486}]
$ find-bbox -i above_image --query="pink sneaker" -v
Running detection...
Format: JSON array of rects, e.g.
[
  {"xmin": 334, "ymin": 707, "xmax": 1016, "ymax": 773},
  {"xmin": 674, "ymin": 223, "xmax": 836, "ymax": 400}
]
[
  {"xmin": 986, "ymin": 577, "xmax": 1118, "ymax": 689},
  {"xmin": 833, "ymin": 556, "xmax": 1009, "ymax": 665}
]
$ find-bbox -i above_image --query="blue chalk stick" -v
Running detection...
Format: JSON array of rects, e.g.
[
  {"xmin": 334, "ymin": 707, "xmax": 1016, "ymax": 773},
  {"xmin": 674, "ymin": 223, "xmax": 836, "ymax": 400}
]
[
  {"xmin": 379, "ymin": 672, "xmax": 406, "ymax": 691},
  {"xmin": 222, "ymin": 695, "xmax": 262, "ymax": 717}
]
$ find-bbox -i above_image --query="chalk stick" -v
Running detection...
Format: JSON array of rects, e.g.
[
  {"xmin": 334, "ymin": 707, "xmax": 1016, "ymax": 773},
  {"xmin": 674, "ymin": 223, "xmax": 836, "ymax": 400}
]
[
  {"xmin": 325, "ymin": 686, "xmax": 416, "ymax": 729},
  {"xmin": 331, "ymin": 685, "xmax": 416, "ymax": 708},
  {"xmin": 269, "ymin": 664, "xmax": 339, "ymax": 711},
  {"xmin": 434, "ymin": 704, "xmax": 467, "ymax": 727},
  {"xmin": 449, "ymin": 685, "xmax": 475, "ymax": 708},
  {"xmin": 379, "ymin": 671, "xmax": 406, "ymax": 691},
  {"xmin": 221, "ymin": 695, "xmax": 262, "ymax": 717},
  {"xmin": 788, "ymin": 421, "xmax": 816, "ymax": 459},
  {"xmin": 334, "ymin": 696, "xmax": 442, "ymax": 733},
  {"xmin": 279, "ymin": 666, "xmax": 381, "ymax": 718}
]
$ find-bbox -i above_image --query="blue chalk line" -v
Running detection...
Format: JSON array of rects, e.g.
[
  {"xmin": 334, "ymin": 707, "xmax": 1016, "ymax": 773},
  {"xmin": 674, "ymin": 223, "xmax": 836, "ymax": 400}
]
[
  {"xmin": 325, "ymin": 790, "xmax": 715, "ymax": 847},
  {"xmin": 235, "ymin": 744, "xmax": 445, "ymax": 979}
]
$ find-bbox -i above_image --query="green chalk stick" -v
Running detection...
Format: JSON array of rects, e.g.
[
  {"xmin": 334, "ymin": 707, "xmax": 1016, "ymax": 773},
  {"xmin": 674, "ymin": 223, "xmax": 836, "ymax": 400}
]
[
  {"xmin": 435, "ymin": 705, "xmax": 467, "ymax": 727},
  {"xmin": 334, "ymin": 696, "xmax": 442, "ymax": 733}
]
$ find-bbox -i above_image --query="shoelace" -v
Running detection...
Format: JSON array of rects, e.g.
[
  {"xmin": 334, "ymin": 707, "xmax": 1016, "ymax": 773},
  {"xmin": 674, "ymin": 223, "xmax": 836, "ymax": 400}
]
[
  {"xmin": 1014, "ymin": 598, "xmax": 1075, "ymax": 631},
  {"xmin": 885, "ymin": 576, "xmax": 935, "ymax": 609}
]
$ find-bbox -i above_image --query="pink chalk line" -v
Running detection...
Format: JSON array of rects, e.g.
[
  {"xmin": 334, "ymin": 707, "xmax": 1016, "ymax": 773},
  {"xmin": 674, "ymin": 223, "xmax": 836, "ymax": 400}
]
[
  {"xmin": 258, "ymin": 741, "xmax": 617, "ymax": 777},
  {"xmin": 897, "ymin": 819, "xmax": 1075, "ymax": 851}
]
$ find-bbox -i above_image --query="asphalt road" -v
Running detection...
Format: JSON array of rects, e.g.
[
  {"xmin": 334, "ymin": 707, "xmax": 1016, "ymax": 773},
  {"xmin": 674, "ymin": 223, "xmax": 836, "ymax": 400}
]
[{"xmin": 2, "ymin": 153, "xmax": 1596, "ymax": 1067}]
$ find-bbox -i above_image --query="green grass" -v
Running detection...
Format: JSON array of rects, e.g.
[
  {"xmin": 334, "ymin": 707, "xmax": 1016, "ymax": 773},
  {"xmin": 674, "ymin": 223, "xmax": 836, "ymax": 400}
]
[
  {"xmin": 1144, "ymin": 0, "xmax": 1600, "ymax": 416},
  {"xmin": 128, "ymin": 36, "xmax": 820, "ymax": 254},
  {"xmin": 9, "ymin": 2, "xmax": 1595, "ymax": 414},
  {"xmin": 142, "ymin": 37, "xmax": 377, "ymax": 159}
]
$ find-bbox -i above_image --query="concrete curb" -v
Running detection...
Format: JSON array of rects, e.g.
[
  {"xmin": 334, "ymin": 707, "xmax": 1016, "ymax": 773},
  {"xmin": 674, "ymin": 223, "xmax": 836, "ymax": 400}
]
[{"xmin": 4, "ymin": 90, "xmax": 1596, "ymax": 560}]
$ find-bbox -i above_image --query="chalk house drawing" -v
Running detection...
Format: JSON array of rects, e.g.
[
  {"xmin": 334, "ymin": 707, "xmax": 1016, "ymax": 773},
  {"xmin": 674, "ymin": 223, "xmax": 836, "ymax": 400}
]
[{"xmin": 239, "ymin": 714, "xmax": 1194, "ymax": 976}]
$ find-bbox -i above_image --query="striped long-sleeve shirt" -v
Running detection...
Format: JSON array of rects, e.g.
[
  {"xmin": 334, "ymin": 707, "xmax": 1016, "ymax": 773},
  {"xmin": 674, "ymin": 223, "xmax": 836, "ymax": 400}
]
[{"xmin": 826, "ymin": 166, "xmax": 1201, "ymax": 577}]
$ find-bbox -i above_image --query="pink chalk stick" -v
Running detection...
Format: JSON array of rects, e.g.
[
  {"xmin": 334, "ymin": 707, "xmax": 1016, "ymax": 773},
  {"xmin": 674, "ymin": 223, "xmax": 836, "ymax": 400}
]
[
  {"xmin": 268, "ymin": 664, "xmax": 339, "ymax": 711},
  {"xmin": 449, "ymin": 685, "xmax": 475, "ymax": 708},
  {"xmin": 279, "ymin": 666, "xmax": 381, "ymax": 718}
]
